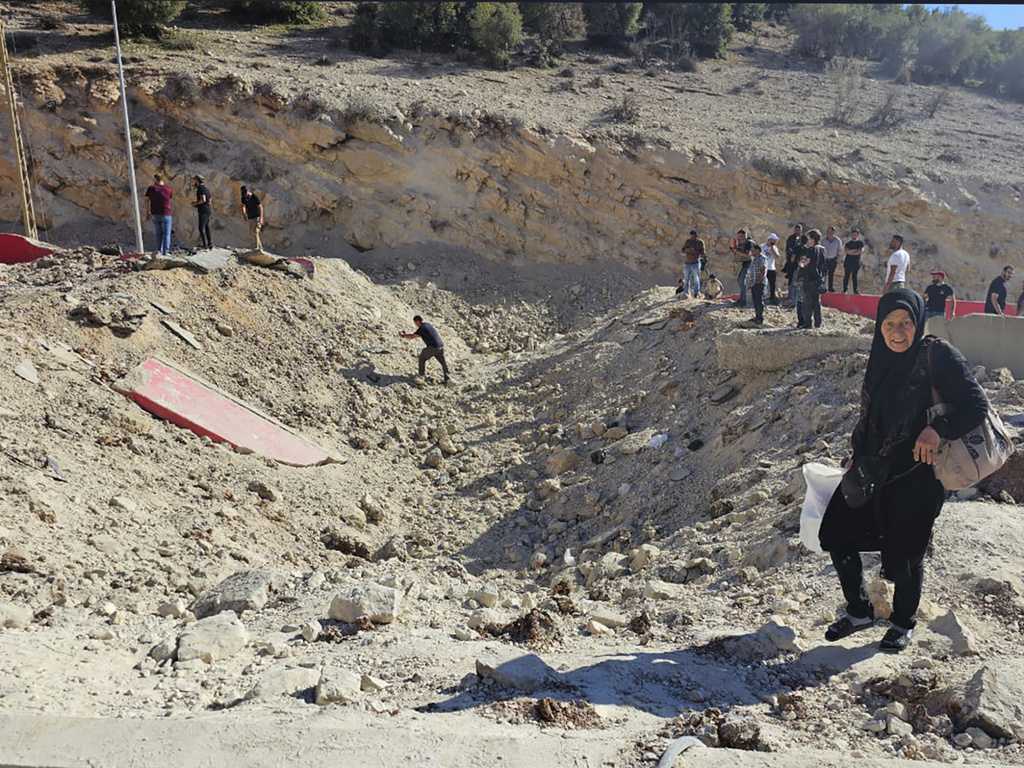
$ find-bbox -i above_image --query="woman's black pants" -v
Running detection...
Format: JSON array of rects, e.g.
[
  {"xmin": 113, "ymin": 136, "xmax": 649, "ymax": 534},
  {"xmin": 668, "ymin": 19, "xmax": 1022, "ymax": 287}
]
[{"xmin": 830, "ymin": 549, "xmax": 925, "ymax": 630}]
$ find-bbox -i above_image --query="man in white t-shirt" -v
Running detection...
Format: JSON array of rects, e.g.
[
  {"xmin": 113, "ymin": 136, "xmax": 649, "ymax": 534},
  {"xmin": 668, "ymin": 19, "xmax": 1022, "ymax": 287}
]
[{"xmin": 883, "ymin": 234, "xmax": 910, "ymax": 293}]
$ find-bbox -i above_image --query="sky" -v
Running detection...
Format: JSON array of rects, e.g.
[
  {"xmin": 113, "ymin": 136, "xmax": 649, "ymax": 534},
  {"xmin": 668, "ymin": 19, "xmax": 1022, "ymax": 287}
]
[{"xmin": 922, "ymin": 4, "xmax": 1024, "ymax": 30}]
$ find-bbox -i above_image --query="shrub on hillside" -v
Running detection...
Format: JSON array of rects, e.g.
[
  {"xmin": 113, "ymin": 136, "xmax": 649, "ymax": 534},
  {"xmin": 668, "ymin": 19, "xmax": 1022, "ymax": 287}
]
[
  {"xmin": 469, "ymin": 3, "xmax": 523, "ymax": 69},
  {"xmin": 230, "ymin": 2, "xmax": 327, "ymax": 26},
  {"xmin": 789, "ymin": 4, "xmax": 908, "ymax": 62},
  {"xmin": 645, "ymin": 3, "xmax": 733, "ymax": 59},
  {"xmin": 732, "ymin": 3, "xmax": 767, "ymax": 32},
  {"xmin": 378, "ymin": 2, "xmax": 461, "ymax": 50},
  {"xmin": 825, "ymin": 57, "xmax": 864, "ymax": 126},
  {"xmin": 79, "ymin": 1, "xmax": 186, "ymax": 36},
  {"xmin": 348, "ymin": 2, "xmax": 390, "ymax": 56},
  {"xmin": 987, "ymin": 42, "xmax": 1024, "ymax": 102},
  {"xmin": 583, "ymin": 3, "xmax": 642, "ymax": 42},
  {"xmin": 607, "ymin": 94, "xmax": 640, "ymax": 124},
  {"xmin": 912, "ymin": 8, "xmax": 995, "ymax": 85},
  {"xmin": 518, "ymin": 2, "xmax": 585, "ymax": 55}
]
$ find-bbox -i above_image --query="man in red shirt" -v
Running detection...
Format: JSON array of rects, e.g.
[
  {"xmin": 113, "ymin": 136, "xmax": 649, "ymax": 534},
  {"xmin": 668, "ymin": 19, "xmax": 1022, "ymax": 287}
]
[{"xmin": 143, "ymin": 173, "xmax": 173, "ymax": 255}]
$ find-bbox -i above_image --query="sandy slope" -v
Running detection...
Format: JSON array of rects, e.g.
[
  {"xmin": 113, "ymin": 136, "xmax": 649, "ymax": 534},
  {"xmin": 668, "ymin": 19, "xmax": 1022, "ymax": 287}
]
[{"xmin": 2, "ymin": 240, "xmax": 1024, "ymax": 767}]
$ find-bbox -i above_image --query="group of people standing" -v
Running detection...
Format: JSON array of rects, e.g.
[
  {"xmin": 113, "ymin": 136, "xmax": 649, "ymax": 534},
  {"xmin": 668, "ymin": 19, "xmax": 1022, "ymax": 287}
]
[
  {"xmin": 678, "ymin": 223, "xmax": 873, "ymax": 329},
  {"xmin": 141, "ymin": 173, "xmax": 265, "ymax": 255}
]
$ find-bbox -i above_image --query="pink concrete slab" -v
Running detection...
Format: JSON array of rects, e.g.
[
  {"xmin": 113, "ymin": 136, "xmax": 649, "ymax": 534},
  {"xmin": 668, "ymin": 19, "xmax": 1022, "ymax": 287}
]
[
  {"xmin": 0, "ymin": 233, "xmax": 56, "ymax": 264},
  {"xmin": 114, "ymin": 358, "xmax": 337, "ymax": 467}
]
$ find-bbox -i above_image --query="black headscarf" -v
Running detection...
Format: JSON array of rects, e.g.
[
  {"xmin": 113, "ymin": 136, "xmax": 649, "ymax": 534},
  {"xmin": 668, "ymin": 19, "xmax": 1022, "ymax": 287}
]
[{"xmin": 857, "ymin": 289, "xmax": 928, "ymax": 456}]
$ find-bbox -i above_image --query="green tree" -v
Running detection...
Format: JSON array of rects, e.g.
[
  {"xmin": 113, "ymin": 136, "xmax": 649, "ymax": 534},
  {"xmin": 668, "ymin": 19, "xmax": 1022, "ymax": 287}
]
[
  {"xmin": 469, "ymin": 2, "xmax": 523, "ymax": 68},
  {"xmin": 519, "ymin": 2, "xmax": 585, "ymax": 54},
  {"xmin": 789, "ymin": 4, "xmax": 909, "ymax": 62},
  {"xmin": 377, "ymin": 2, "xmax": 462, "ymax": 50},
  {"xmin": 913, "ymin": 7, "xmax": 994, "ymax": 85},
  {"xmin": 987, "ymin": 30, "xmax": 1024, "ymax": 101},
  {"xmin": 765, "ymin": 3, "xmax": 795, "ymax": 24},
  {"xmin": 232, "ymin": 1, "xmax": 328, "ymax": 25},
  {"xmin": 79, "ymin": 1, "xmax": 186, "ymax": 36},
  {"xmin": 680, "ymin": 4, "xmax": 734, "ymax": 59},
  {"xmin": 583, "ymin": 3, "xmax": 643, "ymax": 41},
  {"xmin": 349, "ymin": 2, "xmax": 390, "ymax": 56},
  {"xmin": 732, "ymin": 3, "xmax": 766, "ymax": 32}
]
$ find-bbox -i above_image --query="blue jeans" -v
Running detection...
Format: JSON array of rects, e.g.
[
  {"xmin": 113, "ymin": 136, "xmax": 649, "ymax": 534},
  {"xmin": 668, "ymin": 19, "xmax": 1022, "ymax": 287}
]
[
  {"xmin": 683, "ymin": 263, "xmax": 701, "ymax": 298},
  {"xmin": 152, "ymin": 214, "xmax": 172, "ymax": 254},
  {"xmin": 924, "ymin": 310, "xmax": 945, "ymax": 322},
  {"xmin": 737, "ymin": 261, "xmax": 750, "ymax": 304}
]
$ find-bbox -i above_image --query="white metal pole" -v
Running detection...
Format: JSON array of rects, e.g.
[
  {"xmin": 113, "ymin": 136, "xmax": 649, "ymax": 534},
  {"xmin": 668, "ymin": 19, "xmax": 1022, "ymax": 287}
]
[{"xmin": 112, "ymin": 0, "xmax": 145, "ymax": 255}]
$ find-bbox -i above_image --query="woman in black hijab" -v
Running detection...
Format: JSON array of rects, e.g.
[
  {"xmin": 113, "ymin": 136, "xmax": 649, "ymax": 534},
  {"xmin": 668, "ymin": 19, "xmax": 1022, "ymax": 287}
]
[{"xmin": 819, "ymin": 289, "xmax": 987, "ymax": 652}]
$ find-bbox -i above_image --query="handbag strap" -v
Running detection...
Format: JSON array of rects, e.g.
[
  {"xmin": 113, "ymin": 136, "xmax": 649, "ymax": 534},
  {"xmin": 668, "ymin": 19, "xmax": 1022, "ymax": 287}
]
[{"xmin": 925, "ymin": 341, "xmax": 953, "ymax": 421}]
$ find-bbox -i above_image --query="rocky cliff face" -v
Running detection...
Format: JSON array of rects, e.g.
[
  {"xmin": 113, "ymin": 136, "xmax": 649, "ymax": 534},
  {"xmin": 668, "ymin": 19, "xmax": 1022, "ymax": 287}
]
[{"xmin": 2, "ymin": 58, "xmax": 1022, "ymax": 299}]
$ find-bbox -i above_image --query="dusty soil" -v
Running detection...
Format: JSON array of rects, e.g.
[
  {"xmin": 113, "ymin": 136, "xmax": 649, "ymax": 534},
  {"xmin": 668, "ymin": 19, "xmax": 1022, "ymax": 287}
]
[{"xmin": 3, "ymin": 5, "xmax": 1024, "ymax": 767}]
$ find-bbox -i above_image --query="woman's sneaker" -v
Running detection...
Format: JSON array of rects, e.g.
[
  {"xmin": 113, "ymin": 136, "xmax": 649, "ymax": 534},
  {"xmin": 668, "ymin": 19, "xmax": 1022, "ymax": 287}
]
[
  {"xmin": 825, "ymin": 611, "xmax": 875, "ymax": 641},
  {"xmin": 879, "ymin": 626, "xmax": 913, "ymax": 653}
]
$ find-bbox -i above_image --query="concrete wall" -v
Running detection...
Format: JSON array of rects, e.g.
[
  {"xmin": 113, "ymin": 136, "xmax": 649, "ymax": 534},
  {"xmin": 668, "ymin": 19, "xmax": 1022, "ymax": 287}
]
[{"xmin": 927, "ymin": 313, "xmax": 1024, "ymax": 377}]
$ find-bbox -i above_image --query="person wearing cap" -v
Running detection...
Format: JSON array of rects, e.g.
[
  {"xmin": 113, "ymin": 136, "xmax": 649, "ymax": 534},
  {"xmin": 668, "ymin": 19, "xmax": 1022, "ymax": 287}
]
[
  {"xmin": 923, "ymin": 270, "xmax": 955, "ymax": 322},
  {"xmin": 240, "ymin": 185, "xmax": 264, "ymax": 252},
  {"xmin": 843, "ymin": 228, "xmax": 865, "ymax": 294},
  {"xmin": 761, "ymin": 233, "xmax": 781, "ymax": 304},
  {"xmin": 680, "ymin": 229, "xmax": 705, "ymax": 299},
  {"xmin": 883, "ymin": 234, "xmax": 911, "ymax": 294},
  {"xmin": 822, "ymin": 226, "xmax": 843, "ymax": 292},
  {"xmin": 731, "ymin": 228, "xmax": 757, "ymax": 307},
  {"xmin": 191, "ymin": 174, "xmax": 212, "ymax": 250}
]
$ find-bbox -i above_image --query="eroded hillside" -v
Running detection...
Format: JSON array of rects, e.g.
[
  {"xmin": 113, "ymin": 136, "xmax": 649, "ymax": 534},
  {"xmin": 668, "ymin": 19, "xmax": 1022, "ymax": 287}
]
[
  {"xmin": 3, "ymin": 242, "xmax": 1024, "ymax": 766},
  {"xmin": 1, "ymin": 2, "xmax": 1024, "ymax": 300}
]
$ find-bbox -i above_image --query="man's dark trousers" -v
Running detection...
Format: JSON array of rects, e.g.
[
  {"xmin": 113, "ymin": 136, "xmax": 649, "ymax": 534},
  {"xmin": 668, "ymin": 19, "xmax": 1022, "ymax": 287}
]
[
  {"xmin": 752, "ymin": 283, "xmax": 765, "ymax": 323},
  {"xmin": 419, "ymin": 347, "xmax": 450, "ymax": 382},
  {"xmin": 804, "ymin": 283, "xmax": 823, "ymax": 328},
  {"xmin": 826, "ymin": 259, "xmax": 838, "ymax": 292}
]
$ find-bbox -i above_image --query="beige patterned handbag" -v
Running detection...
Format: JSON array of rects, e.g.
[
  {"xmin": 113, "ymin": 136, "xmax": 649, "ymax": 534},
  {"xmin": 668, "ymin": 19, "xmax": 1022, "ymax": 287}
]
[{"xmin": 927, "ymin": 347, "xmax": 1015, "ymax": 491}]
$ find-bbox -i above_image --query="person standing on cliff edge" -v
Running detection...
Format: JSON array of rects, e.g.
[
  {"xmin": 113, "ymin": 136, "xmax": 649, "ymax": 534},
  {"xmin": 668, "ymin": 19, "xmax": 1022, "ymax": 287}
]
[
  {"xmin": 143, "ymin": 173, "xmax": 173, "ymax": 255},
  {"xmin": 240, "ymin": 185, "xmax": 264, "ymax": 252},
  {"xmin": 192, "ymin": 175, "xmax": 212, "ymax": 250}
]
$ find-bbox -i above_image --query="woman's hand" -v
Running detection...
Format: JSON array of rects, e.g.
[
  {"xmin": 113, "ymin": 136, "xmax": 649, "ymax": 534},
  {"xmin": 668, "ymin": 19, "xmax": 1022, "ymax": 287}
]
[{"xmin": 914, "ymin": 426, "xmax": 941, "ymax": 464}]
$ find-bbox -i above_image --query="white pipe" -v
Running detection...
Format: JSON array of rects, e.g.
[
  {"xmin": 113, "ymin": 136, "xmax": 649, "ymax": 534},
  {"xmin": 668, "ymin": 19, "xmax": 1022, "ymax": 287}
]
[{"xmin": 112, "ymin": 0, "xmax": 145, "ymax": 255}]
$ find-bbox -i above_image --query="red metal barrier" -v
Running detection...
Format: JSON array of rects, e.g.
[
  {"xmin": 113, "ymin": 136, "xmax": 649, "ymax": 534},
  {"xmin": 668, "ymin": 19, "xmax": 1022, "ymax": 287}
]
[
  {"xmin": 0, "ymin": 233, "xmax": 55, "ymax": 264},
  {"xmin": 821, "ymin": 292, "xmax": 986, "ymax": 319},
  {"xmin": 114, "ymin": 358, "xmax": 337, "ymax": 467}
]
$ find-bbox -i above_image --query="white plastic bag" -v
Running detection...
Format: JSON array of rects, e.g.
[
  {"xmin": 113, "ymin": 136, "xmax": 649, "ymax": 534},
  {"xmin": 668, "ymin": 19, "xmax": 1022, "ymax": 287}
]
[{"xmin": 799, "ymin": 463, "xmax": 846, "ymax": 553}]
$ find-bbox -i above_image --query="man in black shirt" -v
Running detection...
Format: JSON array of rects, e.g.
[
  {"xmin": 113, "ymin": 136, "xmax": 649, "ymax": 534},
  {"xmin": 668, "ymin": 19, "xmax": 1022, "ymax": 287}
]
[
  {"xmin": 923, "ymin": 270, "xmax": 956, "ymax": 322},
  {"xmin": 843, "ymin": 228, "xmax": 864, "ymax": 294},
  {"xmin": 730, "ymin": 228, "xmax": 756, "ymax": 307},
  {"xmin": 783, "ymin": 223, "xmax": 805, "ymax": 300},
  {"xmin": 400, "ymin": 315, "xmax": 450, "ymax": 385},
  {"xmin": 797, "ymin": 228, "xmax": 827, "ymax": 329},
  {"xmin": 191, "ymin": 175, "xmax": 212, "ymax": 249},
  {"xmin": 984, "ymin": 265, "xmax": 1015, "ymax": 315},
  {"xmin": 240, "ymin": 185, "xmax": 264, "ymax": 252}
]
